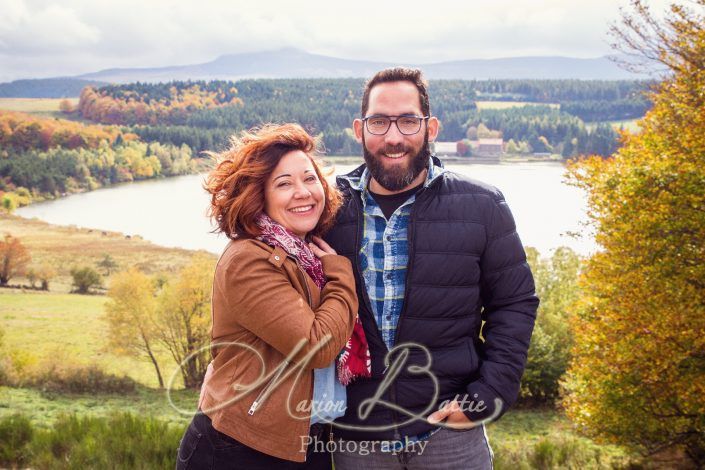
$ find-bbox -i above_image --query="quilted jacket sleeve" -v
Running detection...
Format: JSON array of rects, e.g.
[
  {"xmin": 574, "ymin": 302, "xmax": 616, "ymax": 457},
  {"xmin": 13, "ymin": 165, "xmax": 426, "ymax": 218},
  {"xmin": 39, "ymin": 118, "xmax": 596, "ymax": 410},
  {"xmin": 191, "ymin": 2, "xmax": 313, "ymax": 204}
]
[{"xmin": 464, "ymin": 192, "xmax": 539, "ymax": 422}]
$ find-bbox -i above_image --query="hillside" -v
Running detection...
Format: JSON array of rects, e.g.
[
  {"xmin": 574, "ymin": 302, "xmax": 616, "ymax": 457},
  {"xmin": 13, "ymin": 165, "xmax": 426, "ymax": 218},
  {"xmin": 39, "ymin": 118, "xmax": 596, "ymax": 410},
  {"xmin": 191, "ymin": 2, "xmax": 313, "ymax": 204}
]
[{"xmin": 0, "ymin": 212, "xmax": 213, "ymax": 293}]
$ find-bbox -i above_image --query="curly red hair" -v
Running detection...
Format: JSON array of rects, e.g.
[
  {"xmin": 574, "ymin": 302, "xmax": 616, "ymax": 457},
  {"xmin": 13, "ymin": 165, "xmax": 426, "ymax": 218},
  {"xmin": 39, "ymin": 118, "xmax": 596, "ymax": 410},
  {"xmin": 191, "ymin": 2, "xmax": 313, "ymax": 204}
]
[{"xmin": 204, "ymin": 123, "xmax": 341, "ymax": 239}]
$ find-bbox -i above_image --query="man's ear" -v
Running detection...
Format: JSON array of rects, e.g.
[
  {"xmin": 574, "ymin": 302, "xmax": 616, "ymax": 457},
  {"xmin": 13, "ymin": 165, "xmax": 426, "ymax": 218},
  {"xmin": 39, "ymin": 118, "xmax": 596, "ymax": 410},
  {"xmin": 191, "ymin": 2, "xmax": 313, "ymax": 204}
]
[
  {"xmin": 427, "ymin": 117, "xmax": 440, "ymax": 142},
  {"xmin": 353, "ymin": 119, "xmax": 364, "ymax": 143}
]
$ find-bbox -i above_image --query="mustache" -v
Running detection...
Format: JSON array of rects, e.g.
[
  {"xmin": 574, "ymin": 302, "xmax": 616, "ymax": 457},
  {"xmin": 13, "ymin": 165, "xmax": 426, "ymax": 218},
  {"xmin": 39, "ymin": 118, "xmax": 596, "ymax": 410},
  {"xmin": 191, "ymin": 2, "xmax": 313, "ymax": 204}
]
[{"xmin": 380, "ymin": 144, "xmax": 410, "ymax": 155}]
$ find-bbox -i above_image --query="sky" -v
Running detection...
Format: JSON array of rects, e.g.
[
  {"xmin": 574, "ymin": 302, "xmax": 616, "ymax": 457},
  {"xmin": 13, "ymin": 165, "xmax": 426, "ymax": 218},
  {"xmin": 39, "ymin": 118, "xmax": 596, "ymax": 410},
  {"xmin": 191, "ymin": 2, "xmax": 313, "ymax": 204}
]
[{"xmin": 0, "ymin": 0, "xmax": 673, "ymax": 82}]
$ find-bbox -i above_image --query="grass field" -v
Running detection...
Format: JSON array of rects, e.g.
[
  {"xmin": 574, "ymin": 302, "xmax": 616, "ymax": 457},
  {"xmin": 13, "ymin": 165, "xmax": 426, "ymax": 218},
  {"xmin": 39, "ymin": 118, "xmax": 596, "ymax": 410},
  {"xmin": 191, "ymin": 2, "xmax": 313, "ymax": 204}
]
[
  {"xmin": 1, "ymin": 212, "xmax": 213, "ymax": 293},
  {"xmin": 0, "ymin": 386, "xmax": 199, "ymax": 428},
  {"xmin": 476, "ymin": 101, "xmax": 560, "ymax": 110},
  {"xmin": 0, "ymin": 212, "xmax": 215, "ymax": 389},
  {"xmin": 0, "ymin": 97, "xmax": 79, "ymax": 117},
  {"xmin": 0, "ymin": 291, "xmax": 178, "ymax": 388},
  {"xmin": 585, "ymin": 118, "xmax": 641, "ymax": 133}
]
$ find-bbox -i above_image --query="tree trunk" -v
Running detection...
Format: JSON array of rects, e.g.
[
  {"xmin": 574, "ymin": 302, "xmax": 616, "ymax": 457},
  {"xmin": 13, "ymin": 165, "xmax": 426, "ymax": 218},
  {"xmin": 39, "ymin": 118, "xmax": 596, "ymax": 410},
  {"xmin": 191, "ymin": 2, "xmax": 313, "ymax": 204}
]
[
  {"xmin": 141, "ymin": 332, "xmax": 164, "ymax": 389},
  {"xmin": 146, "ymin": 346, "xmax": 164, "ymax": 389}
]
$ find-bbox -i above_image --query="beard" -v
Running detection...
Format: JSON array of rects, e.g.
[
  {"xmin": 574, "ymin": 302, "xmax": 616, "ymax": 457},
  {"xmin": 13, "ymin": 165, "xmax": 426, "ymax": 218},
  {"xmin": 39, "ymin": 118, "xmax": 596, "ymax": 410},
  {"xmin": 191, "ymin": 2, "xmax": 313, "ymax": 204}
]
[{"xmin": 362, "ymin": 130, "xmax": 431, "ymax": 192}]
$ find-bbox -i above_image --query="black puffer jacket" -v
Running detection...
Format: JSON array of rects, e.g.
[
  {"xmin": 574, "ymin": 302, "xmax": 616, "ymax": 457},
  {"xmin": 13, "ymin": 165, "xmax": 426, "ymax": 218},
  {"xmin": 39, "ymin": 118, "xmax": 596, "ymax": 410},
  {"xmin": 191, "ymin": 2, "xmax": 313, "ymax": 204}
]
[{"xmin": 325, "ymin": 157, "xmax": 539, "ymax": 441}]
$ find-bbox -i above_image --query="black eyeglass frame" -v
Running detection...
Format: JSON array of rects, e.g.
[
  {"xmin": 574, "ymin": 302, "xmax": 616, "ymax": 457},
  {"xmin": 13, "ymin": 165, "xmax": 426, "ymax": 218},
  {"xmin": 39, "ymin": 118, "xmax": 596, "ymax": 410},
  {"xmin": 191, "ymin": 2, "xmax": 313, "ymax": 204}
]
[{"xmin": 361, "ymin": 114, "xmax": 431, "ymax": 135}]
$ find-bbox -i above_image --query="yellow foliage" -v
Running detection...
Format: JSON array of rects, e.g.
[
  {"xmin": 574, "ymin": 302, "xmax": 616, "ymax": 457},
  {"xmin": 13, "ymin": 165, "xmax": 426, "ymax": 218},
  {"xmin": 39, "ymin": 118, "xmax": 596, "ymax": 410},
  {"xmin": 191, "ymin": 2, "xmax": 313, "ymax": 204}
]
[
  {"xmin": 563, "ymin": 1, "xmax": 705, "ymax": 462},
  {"xmin": 157, "ymin": 255, "xmax": 214, "ymax": 389},
  {"xmin": 104, "ymin": 269, "xmax": 159, "ymax": 357}
]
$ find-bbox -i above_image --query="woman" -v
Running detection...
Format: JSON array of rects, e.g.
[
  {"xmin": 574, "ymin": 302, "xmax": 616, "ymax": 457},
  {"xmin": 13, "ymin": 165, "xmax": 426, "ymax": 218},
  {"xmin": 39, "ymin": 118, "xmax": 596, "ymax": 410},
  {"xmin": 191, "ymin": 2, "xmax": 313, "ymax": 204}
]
[{"xmin": 176, "ymin": 123, "xmax": 369, "ymax": 469}]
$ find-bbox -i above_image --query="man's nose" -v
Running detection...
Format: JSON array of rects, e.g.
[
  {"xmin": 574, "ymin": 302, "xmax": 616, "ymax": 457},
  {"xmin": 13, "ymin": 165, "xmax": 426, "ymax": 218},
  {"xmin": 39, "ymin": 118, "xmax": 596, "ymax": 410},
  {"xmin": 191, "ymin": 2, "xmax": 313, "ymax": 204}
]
[{"xmin": 384, "ymin": 121, "xmax": 404, "ymax": 145}]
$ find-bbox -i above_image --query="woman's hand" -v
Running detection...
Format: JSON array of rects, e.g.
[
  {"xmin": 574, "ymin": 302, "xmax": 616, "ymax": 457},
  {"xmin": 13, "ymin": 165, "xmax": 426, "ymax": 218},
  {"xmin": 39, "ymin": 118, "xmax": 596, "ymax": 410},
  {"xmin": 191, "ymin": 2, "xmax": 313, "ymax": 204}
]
[{"xmin": 309, "ymin": 236, "xmax": 337, "ymax": 258}]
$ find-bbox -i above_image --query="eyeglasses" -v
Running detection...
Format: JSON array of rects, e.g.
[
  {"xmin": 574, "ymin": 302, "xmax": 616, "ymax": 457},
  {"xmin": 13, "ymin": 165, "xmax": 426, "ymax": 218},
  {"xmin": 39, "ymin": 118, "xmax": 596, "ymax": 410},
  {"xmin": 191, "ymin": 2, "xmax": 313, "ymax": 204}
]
[{"xmin": 362, "ymin": 115, "xmax": 429, "ymax": 135}]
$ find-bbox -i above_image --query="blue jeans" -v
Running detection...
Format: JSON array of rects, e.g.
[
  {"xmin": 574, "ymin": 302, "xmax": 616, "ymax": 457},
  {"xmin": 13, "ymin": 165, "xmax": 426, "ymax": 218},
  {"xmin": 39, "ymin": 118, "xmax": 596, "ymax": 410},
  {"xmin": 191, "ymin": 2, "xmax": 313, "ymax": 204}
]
[
  {"xmin": 332, "ymin": 425, "xmax": 494, "ymax": 470},
  {"xmin": 176, "ymin": 413, "xmax": 332, "ymax": 470}
]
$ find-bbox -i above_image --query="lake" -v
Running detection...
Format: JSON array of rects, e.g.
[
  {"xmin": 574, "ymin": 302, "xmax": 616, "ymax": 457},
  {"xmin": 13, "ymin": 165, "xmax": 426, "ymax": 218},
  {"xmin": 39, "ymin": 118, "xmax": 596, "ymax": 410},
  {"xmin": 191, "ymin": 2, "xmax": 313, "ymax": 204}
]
[{"xmin": 16, "ymin": 161, "xmax": 595, "ymax": 257}]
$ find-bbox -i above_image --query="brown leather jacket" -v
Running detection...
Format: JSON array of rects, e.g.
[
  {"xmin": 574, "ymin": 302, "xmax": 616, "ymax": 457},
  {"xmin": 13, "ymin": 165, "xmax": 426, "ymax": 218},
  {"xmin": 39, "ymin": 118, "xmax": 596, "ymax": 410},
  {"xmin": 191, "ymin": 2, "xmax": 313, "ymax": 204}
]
[{"xmin": 199, "ymin": 238, "xmax": 357, "ymax": 462}]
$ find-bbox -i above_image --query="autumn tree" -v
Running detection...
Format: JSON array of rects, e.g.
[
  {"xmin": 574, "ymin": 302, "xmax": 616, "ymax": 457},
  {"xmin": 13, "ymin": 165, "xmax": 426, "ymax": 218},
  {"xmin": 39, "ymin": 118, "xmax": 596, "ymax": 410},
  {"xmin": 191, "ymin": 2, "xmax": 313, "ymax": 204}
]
[
  {"xmin": 157, "ymin": 255, "xmax": 213, "ymax": 389},
  {"xmin": 105, "ymin": 268, "xmax": 164, "ymax": 388},
  {"xmin": 0, "ymin": 234, "xmax": 31, "ymax": 286},
  {"xmin": 59, "ymin": 99, "xmax": 74, "ymax": 114},
  {"xmin": 563, "ymin": 1, "xmax": 705, "ymax": 464},
  {"xmin": 25, "ymin": 268, "xmax": 37, "ymax": 288},
  {"xmin": 1, "ymin": 194, "xmax": 18, "ymax": 213},
  {"xmin": 69, "ymin": 266, "xmax": 102, "ymax": 294},
  {"xmin": 35, "ymin": 263, "xmax": 56, "ymax": 291},
  {"xmin": 97, "ymin": 254, "xmax": 118, "ymax": 276}
]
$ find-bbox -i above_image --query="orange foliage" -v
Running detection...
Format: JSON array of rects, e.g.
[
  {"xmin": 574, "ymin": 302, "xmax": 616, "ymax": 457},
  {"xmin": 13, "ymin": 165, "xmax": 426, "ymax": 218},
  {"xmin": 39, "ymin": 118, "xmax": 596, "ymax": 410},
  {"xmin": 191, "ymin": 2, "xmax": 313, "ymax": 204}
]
[
  {"xmin": 0, "ymin": 110, "xmax": 122, "ymax": 151},
  {"xmin": 77, "ymin": 84, "xmax": 243, "ymax": 125}
]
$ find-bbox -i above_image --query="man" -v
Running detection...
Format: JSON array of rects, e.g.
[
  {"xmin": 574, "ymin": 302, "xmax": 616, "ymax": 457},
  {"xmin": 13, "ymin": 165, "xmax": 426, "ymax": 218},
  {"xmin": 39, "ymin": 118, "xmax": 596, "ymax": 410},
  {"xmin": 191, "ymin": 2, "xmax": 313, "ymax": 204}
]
[{"xmin": 325, "ymin": 67, "xmax": 539, "ymax": 469}]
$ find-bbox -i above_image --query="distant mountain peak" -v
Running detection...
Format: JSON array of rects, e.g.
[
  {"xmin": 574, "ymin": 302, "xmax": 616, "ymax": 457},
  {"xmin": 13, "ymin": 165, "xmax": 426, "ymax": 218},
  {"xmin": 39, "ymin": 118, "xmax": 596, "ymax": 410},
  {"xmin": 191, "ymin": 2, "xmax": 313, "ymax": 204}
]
[{"xmin": 62, "ymin": 49, "xmax": 651, "ymax": 84}]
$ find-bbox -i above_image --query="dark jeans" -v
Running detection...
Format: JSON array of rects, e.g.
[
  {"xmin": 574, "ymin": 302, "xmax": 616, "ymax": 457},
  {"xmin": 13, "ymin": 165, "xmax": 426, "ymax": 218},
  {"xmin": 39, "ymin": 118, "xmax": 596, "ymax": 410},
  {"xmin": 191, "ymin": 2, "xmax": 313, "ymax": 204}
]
[
  {"xmin": 176, "ymin": 413, "xmax": 332, "ymax": 470},
  {"xmin": 333, "ymin": 425, "xmax": 494, "ymax": 470}
]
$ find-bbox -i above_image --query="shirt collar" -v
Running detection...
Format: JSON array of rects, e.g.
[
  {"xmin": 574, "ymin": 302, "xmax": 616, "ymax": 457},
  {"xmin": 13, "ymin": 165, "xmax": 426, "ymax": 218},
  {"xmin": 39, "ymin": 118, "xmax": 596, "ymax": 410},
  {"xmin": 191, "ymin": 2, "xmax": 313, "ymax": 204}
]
[{"xmin": 340, "ymin": 155, "xmax": 445, "ymax": 197}]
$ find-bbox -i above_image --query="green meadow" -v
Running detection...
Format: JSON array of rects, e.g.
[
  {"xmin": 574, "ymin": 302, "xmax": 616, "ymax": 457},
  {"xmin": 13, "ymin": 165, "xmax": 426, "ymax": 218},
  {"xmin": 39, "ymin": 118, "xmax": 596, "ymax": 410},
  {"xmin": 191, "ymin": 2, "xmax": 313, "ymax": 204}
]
[
  {"xmin": 475, "ymin": 100, "xmax": 560, "ymax": 110},
  {"xmin": 0, "ymin": 97, "xmax": 79, "ymax": 118},
  {"xmin": 1, "ymin": 291, "xmax": 177, "ymax": 389}
]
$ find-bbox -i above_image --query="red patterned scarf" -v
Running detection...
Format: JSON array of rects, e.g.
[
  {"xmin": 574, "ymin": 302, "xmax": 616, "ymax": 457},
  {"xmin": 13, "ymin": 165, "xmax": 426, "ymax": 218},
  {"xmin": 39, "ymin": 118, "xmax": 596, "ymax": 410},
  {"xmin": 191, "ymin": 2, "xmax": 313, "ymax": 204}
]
[{"xmin": 255, "ymin": 213, "xmax": 371, "ymax": 385}]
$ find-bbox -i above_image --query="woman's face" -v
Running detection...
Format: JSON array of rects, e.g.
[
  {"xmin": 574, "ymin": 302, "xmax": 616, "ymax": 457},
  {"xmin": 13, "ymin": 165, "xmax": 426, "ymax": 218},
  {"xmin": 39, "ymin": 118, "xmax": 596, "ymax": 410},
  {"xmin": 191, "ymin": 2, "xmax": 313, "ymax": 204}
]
[{"xmin": 264, "ymin": 150, "xmax": 325, "ymax": 238}]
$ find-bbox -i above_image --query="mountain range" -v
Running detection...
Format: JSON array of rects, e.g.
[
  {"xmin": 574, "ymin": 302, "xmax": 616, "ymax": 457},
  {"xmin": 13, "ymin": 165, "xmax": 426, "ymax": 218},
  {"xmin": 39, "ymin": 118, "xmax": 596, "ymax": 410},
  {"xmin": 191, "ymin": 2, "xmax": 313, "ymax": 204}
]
[
  {"xmin": 0, "ymin": 48, "xmax": 647, "ymax": 98},
  {"xmin": 77, "ymin": 48, "xmax": 644, "ymax": 83}
]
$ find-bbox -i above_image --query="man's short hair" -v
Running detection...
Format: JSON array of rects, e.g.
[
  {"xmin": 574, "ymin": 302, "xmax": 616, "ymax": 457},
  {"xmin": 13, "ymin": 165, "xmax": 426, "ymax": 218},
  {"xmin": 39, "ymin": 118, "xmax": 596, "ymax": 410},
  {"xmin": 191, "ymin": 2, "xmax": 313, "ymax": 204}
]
[{"xmin": 360, "ymin": 67, "xmax": 430, "ymax": 118}]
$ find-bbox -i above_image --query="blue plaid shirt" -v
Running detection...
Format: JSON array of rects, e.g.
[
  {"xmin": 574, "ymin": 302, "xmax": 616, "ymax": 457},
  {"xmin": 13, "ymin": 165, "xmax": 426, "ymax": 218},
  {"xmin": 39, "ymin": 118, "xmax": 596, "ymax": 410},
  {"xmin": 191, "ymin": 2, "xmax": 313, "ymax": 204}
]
[{"xmin": 340, "ymin": 158, "xmax": 445, "ymax": 350}]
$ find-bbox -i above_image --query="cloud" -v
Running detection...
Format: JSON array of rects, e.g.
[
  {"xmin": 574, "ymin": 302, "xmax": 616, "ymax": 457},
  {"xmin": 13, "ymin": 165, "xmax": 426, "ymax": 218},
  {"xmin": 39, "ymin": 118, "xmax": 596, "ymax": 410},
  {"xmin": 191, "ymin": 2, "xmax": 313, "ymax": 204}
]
[
  {"xmin": 0, "ymin": 0, "xmax": 100, "ymax": 54},
  {"xmin": 0, "ymin": 0, "xmax": 677, "ymax": 81}
]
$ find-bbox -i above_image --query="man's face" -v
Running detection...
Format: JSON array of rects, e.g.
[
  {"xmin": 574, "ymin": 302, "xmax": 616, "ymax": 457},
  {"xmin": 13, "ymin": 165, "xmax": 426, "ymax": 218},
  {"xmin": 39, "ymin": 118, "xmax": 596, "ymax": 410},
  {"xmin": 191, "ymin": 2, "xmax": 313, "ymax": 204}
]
[{"xmin": 354, "ymin": 81, "xmax": 439, "ymax": 193}]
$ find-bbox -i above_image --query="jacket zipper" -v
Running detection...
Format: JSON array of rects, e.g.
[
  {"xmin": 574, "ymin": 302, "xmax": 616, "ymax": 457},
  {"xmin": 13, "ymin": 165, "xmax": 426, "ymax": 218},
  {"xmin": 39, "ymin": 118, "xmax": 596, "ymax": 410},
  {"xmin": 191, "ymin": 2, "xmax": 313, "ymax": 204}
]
[
  {"xmin": 388, "ymin": 180, "xmax": 439, "ymax": 442},
  {"xmin": 349, "ymin": 188, "xmax": 388, "ymax": 351},
  {"xmin": 248, "ymin": 255, "xmax": 313, "ymax": 416}
]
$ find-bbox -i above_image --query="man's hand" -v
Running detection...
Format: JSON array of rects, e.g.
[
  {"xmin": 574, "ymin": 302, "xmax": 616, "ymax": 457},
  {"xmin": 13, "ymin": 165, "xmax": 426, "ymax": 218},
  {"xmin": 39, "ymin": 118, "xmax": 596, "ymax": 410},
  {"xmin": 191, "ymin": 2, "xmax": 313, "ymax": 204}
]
[{"xmin": 427, "ymin": 400, "xmax": 475, "ymax": 429}]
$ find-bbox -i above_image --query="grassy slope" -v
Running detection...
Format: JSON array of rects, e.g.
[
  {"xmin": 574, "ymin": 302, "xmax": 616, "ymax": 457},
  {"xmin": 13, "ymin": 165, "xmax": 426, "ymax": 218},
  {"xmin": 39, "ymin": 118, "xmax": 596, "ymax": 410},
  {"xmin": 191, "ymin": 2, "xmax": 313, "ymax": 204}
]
[
  {"xmin": 0, "ymin": 212, "xmax": 216, "ymax": 389},
  {"xmin": 0, "ymin": 212, "xmax": 212, "ymax": 293},
  {"xmin": 0, "ymin": 291, "xmax": 177, "ymax": 388}
]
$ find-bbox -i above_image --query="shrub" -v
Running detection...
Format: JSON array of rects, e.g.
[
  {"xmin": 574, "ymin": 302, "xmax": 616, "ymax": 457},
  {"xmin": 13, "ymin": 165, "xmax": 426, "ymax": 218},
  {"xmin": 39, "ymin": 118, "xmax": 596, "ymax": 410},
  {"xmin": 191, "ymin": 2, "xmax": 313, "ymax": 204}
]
[
  {"xmin": 30, "ymin": 413, "xmax": 184, "ymax": 470},
  {"xmin": 521, "ymin": 247, "xmax": 581, "ymax": 404},
  {"xmin": 70, "ymin": 266, "xmax": 102, "ymax": 294},
  {"xmin": 2, "ymin": 352, "xmax": 137, "ymax": 394},
  {"xmin": 492, "ymin": 434, "xmax": 637, "ymax": 470},
  {"xmin": 36, "ymin": 263, "xmax": 56, "ymax": 290},
  {"xmin": 0, "ymin": 414, "xmax": 33, "ymax": 467},
  {"xmin": 1, "ymin": 349, "xmax": 38, "ymax": 386},
  {"xmin": 0, "ymin": 234, "xmax": 31, "ymax": 286},
  {"xmin": 29, "ymin": 363, "xmax": 138, "ymax": 395},
  {"xmin": 0, "ymin": 413, "xmax": 184, "ymax": 469}
]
